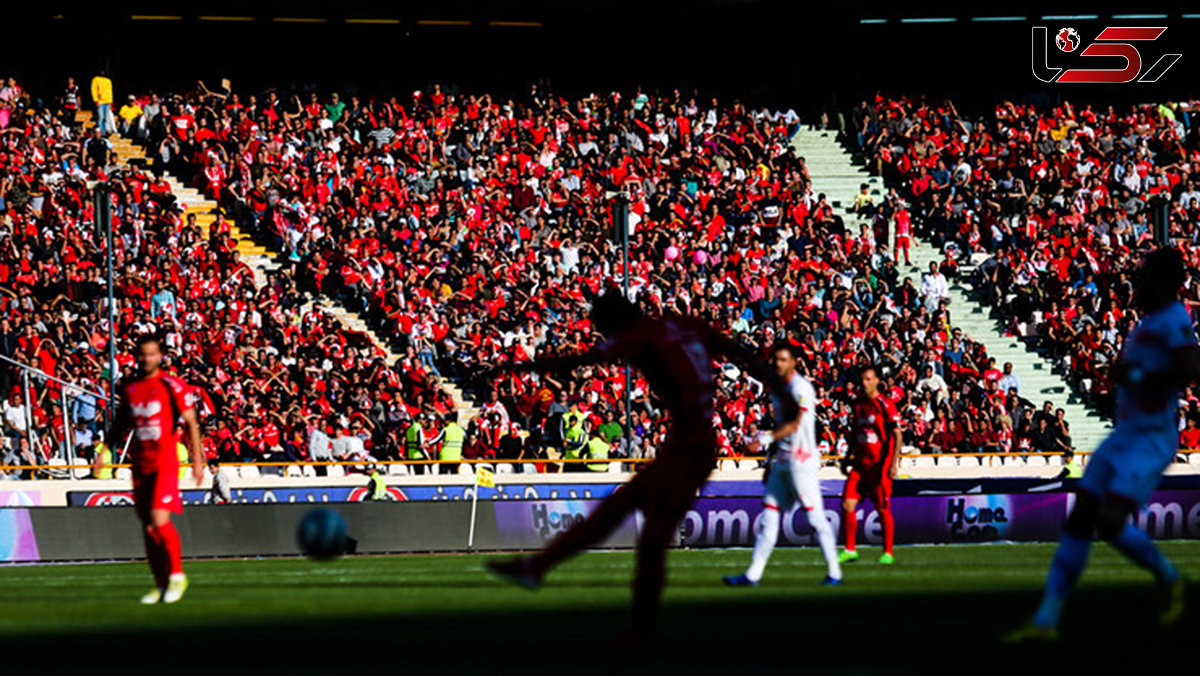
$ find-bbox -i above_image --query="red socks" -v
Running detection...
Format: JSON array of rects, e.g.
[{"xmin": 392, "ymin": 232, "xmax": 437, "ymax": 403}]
[
  {"xmin": 143, "ymin": 529, "xmax": 167, "ymax": 588},
  {"xmin": 145, "ymin": 521, "xmax": 184, "ymax": 586},
  {"xmin": 843, "ymin": 507, "xmax": 857, "ymax": 550},
  {"xmin": 880, "ymin": 508, "xmax": 895, "ymax": 555},
  {"xmin": 155, "ymin": 522, "xmax": 184, "ymax": 576}
]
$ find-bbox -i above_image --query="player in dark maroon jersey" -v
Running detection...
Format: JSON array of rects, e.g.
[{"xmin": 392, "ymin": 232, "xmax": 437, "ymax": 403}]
[
  {"xmin": 839, "ymin": 364, "xmax": 902, "ymax": 565},
  {"xmin": 95, "ymin": 334, "xmax": 205, "ymax": 604},
  {"xmin": 484, "ymin": 292, "xmax": 796, "ymax": 631}
]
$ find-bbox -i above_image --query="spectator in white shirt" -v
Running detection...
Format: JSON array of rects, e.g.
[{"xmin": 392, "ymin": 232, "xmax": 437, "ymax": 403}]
[
  {"xmin": 997, "ymin": 362, "xmax": 1021, "ymax": 394},
  {"xmin": 1177, "ymin": 181, "xmax": 1200, "ymax": 208},
  {"xmin": 920, "ymin": 262, "xmax": 949, "ymax": 312},
  {"xmin": 916, "ymin": 365, "xmax": 949, "ymax": 404}
]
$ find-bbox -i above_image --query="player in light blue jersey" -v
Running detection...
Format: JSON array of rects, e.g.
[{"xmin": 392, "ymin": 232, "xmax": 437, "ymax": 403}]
[{"xmin": 1008, "ymin": 248, "xmax": 1199, "ymax": 641}]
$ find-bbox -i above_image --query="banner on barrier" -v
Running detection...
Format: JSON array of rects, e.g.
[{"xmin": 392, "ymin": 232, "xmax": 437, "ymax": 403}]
[
  {"xmin": 492, "ymin": 500, "xmax": 641, "ymax": 549},
  {"xmin": 68, "ymin": 486, "xmax": 411, "ymax": 507},
  {"xmin": 64, "ymin": 475, "xmax": 1200, "ymax": 507},
  {"xmin": 680, "ymin": 490, "xmax": 1200, "ymax": 547}
]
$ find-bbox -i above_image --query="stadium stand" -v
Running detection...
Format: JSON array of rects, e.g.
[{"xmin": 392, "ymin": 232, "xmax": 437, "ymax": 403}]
[
  {"xmin": 7, "ymin": 79, "xmax": 1162, "ymax": 478},
  {"xmin": 153, "ymin": 84, "xmax": 1065, "ymax": 467},
  {"xmin": 857, "ymin": 95, "xmax": 1200, "ymax": 459}
]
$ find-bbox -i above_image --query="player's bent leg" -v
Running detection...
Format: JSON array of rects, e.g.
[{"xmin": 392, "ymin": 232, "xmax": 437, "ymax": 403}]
[
  {"xmin": 149, "ymin": 509, "xmax": 188, "ymax": 604},
  {"xmin": 140, "ymin": 524, "xmax": 167, "ymax": 604},
  {"xmin": 732, "ymin": 468, "xmax": 791, "ymax": 585},
  {"xmin": 1097, "ymin": 492, "xmax": 1183, "ymax": 623},
  {"xmin": 839, "ymin": 495, "xmax": 860, "ymax": 563},
  {"xmin": 807, "ymin": 505, "xmax": 842, "ymax": 583},
  {"xmin": 633, "ymin": 484, "xmax": 698, "ymax": 632},
  {"xmin": 735, "ymin": 503, "xmax": 780, "ymax": 585},
  {"xmin": 877, "ymin": 490, "xmax": 895, "ymax": 564},
  {"xmin": 525, "ymin": 467, "xmax": 651, "ymax": 578},
  {"xmin": 795, "ymin": 469, "xmax": 841, "ymax": 582},
  {"xmin": 1026, "ymin": 490, "xmax": 1099, "ymax": 632}
]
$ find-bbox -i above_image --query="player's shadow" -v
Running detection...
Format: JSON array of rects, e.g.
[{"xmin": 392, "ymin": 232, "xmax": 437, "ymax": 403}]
[{"xmin": 1, "ymin": 582, "xmax": 1193, "ymax": 674}]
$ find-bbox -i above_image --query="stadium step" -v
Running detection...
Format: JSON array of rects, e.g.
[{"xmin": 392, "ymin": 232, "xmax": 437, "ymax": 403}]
[{"xmin": 790, "ymin": 129, "xmax": 1112, "ymax": 453}]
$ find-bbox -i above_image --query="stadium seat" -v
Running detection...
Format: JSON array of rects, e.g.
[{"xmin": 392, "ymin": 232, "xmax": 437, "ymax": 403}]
[
  {"xmin": 957, "ymin": 456, "xmax": 980, "ymax": 468},
  {"xmin": 326, "ymin": 465, "xmax": 345, "ymax": 478},
  {"xmin": 737, "ymin": 460, "xmax": 758, "ymax": 471},
  {"xmin": 719, "ymin": 460, "xmax": 736, "ymax": 472},
  {"xmin": 458, "ymin": 464, "xmax": 475, "ymax": 476},
  {"xmin": 936, "ymin": 456, "xmax": 957, "ymax": 468},
  {"xmin": 607, "ymin": 460, "xmax": 623, "ymax": 473},
  {"xmin": 239, "ymin": 465, "xmax": 261, "ymax": 479},
  {"xmin": 495, "ymin": 463, "xmax": 513, "ymax": 474},
  {"xmin": 914, "ymin": 457, "xmax": 935, "ymax": 469},
  {"xmin": 1003, "ymin": 456, "xmax": 1024, "ymax": 467},
  {"xmin": 1026, "ymin": 456, "xmax": 1047, "ymax": 467},
  {"xmin": 1048, "ymin": 456, "xmax": 1063, "ymax": 467},
  {"xmin": 302, "ymin": 465, "xmax": 317, "ymax": 477},
  {"xmin": 388, "ymin": 464, "xmax": 407, "ymax": 476},
  {"xmin": 115, "ymin": 468, "xmax": 132, "ymax": 480},
  {"xmin": 1189, "ymin": 453, "xmax": 1200, "ymax": 466},
  {"xmin": 285, "ymin": 465, "xmax": 302, "ymax": 478},
  {"xmin": 899, "ymin": 457, "xmax": 916, "ymax": 470}
]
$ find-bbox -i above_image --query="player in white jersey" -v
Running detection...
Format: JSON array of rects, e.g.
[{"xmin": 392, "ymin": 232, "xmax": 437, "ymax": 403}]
[
  {"xmin": 1008, "ymin": 248, "xmax": 1198, "ymax": 641},
  {"xmin": 723, "ymin": 342, "xmax": 843, "ymax": 586}
]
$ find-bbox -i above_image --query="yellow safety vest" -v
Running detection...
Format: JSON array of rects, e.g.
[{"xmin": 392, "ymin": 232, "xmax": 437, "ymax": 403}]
[
  {"xmin": 441, "ymin": 423, "xmax": 465, "ymax": 462},
  {"xmin": 563, "ymin": 411, "xmax": 586, "ymax": 454},
  {"xmin": 1065, "ymin": 458, "xmax": 1083, "ymax": 479},
  {"xmin": 177, "ymin": 442, "xmax": 189, "ymax": 479},
  {"xmin": 369, "ymin": 471, "xmax": 388, "ymax": 500},
  {"xmin": 586, "ymin": 437, "xmax": 610, "ymax": 472},
  {"xmin": 94, "ymin": 442, "xmax": 113, "ymax": 480},
  {"xmin": 405, "ymin": 423, "xmax": 426, "ymax": 459}
]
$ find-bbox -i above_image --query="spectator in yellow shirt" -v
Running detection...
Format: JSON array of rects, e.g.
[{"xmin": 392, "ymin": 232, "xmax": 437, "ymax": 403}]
[
  {"xmin": 118, "ymin": 95, "xmax": 142, "ymax": 136},
  {"xmin": 91, "ymin": 70, "xmax": 114, "ymax": 135}
]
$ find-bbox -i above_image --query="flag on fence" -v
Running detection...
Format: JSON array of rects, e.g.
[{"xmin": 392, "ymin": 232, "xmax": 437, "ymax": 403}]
[{"xmin": 475, "ymin": 466, "xmax": 495, "ymax": 488}]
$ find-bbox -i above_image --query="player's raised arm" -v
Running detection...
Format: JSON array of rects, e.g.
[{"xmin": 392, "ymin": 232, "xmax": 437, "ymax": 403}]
[
  {"xmin": 703, "ymin": 327, "xmax": 800, "ymax": 425},
  {"xmin": 481, "ymin": 350, "xmax": 608, "ymax": 382}
]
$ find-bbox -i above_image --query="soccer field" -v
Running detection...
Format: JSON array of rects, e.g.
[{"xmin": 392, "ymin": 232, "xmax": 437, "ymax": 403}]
[{"xmin": 1, "ymin": 543, "xmax": 1196, "ymax": 673}]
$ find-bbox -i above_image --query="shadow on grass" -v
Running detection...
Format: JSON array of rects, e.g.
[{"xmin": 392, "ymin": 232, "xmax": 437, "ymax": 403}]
[{"xmin": 2, "ymin": 583, "xmax": 1194, "ymax": 674}]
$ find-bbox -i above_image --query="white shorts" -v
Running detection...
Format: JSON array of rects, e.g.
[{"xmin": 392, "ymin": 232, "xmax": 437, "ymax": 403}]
[
  {"xmin": 1079, "ymin": 427, "xmax": 1175, "ymax": 507},
  {"xmin": 763, "ymin": 461, "xmax": 824, "ymax": 517}
]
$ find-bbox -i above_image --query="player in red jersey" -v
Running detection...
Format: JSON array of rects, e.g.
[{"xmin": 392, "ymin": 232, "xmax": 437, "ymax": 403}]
[
  {"xmin": 96, "ymin": 334, "xmax": 205, "ymax": 604},
  {"xmin": 485, "ymin": 292, "xmax": 796, "ymax": 633},
  {"xmin": 839, "ymin": 364, "xmax": 902, "ymax": 565}
]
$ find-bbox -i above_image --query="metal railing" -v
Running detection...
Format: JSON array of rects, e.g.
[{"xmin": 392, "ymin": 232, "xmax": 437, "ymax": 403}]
[
  {"xmin": 0, "ymin": 450, "xmax": 1116, "ymax": 478},
  {"xmin": 0, "ymin": 354, "xmax": 111, "ymax": 475}
]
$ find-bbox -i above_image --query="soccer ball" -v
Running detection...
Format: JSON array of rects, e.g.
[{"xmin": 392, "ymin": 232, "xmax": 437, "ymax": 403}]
[
  {"xmin": 297, "ymin": 508, "xmax": 348, "ymax": 560},
  {"xmin": 1056, "ymin": 27, "xmax": 1080, "ymax": 52}
]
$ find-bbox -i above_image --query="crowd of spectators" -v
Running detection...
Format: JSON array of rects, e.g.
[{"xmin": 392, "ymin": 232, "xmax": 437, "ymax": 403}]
[
  {"xmin": 6, "ymin": 78, "xmax": 1136, "ymax": 481},
  {"xmin": 0, "ymin": 76, "xmax": 458, "ymax": 479},
  {"xmin": 858, "ymin": 95, "xmax": 1200, "ymax": 450},
  {"xmin": 126, "ymin": 79, "xmax": 1078, "ymax": 470}
]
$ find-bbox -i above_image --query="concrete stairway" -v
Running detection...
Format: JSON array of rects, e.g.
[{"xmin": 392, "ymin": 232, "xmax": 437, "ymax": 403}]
[
  {"xmin": 791, "ymin": 128, "xmax": 1111, "ymax": 453},
  {"xmin": 77, "ymin": 110, "xmax": 479, "ymax": 422}
]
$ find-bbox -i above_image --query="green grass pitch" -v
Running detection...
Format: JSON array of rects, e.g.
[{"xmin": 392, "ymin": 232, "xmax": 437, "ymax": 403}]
[{"xmin": 1, "ymin": 542, "xmax": 1197, "ymax": 673}]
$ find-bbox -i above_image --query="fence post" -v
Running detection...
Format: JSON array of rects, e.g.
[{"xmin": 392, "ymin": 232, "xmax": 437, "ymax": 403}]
[
  {"xmin": 62, "ymin": 386, "xmax": 74, "ymax": 476},
  {"xmin": 21, "ymin": 370, "xmax": 33, "ymax": 454}
]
